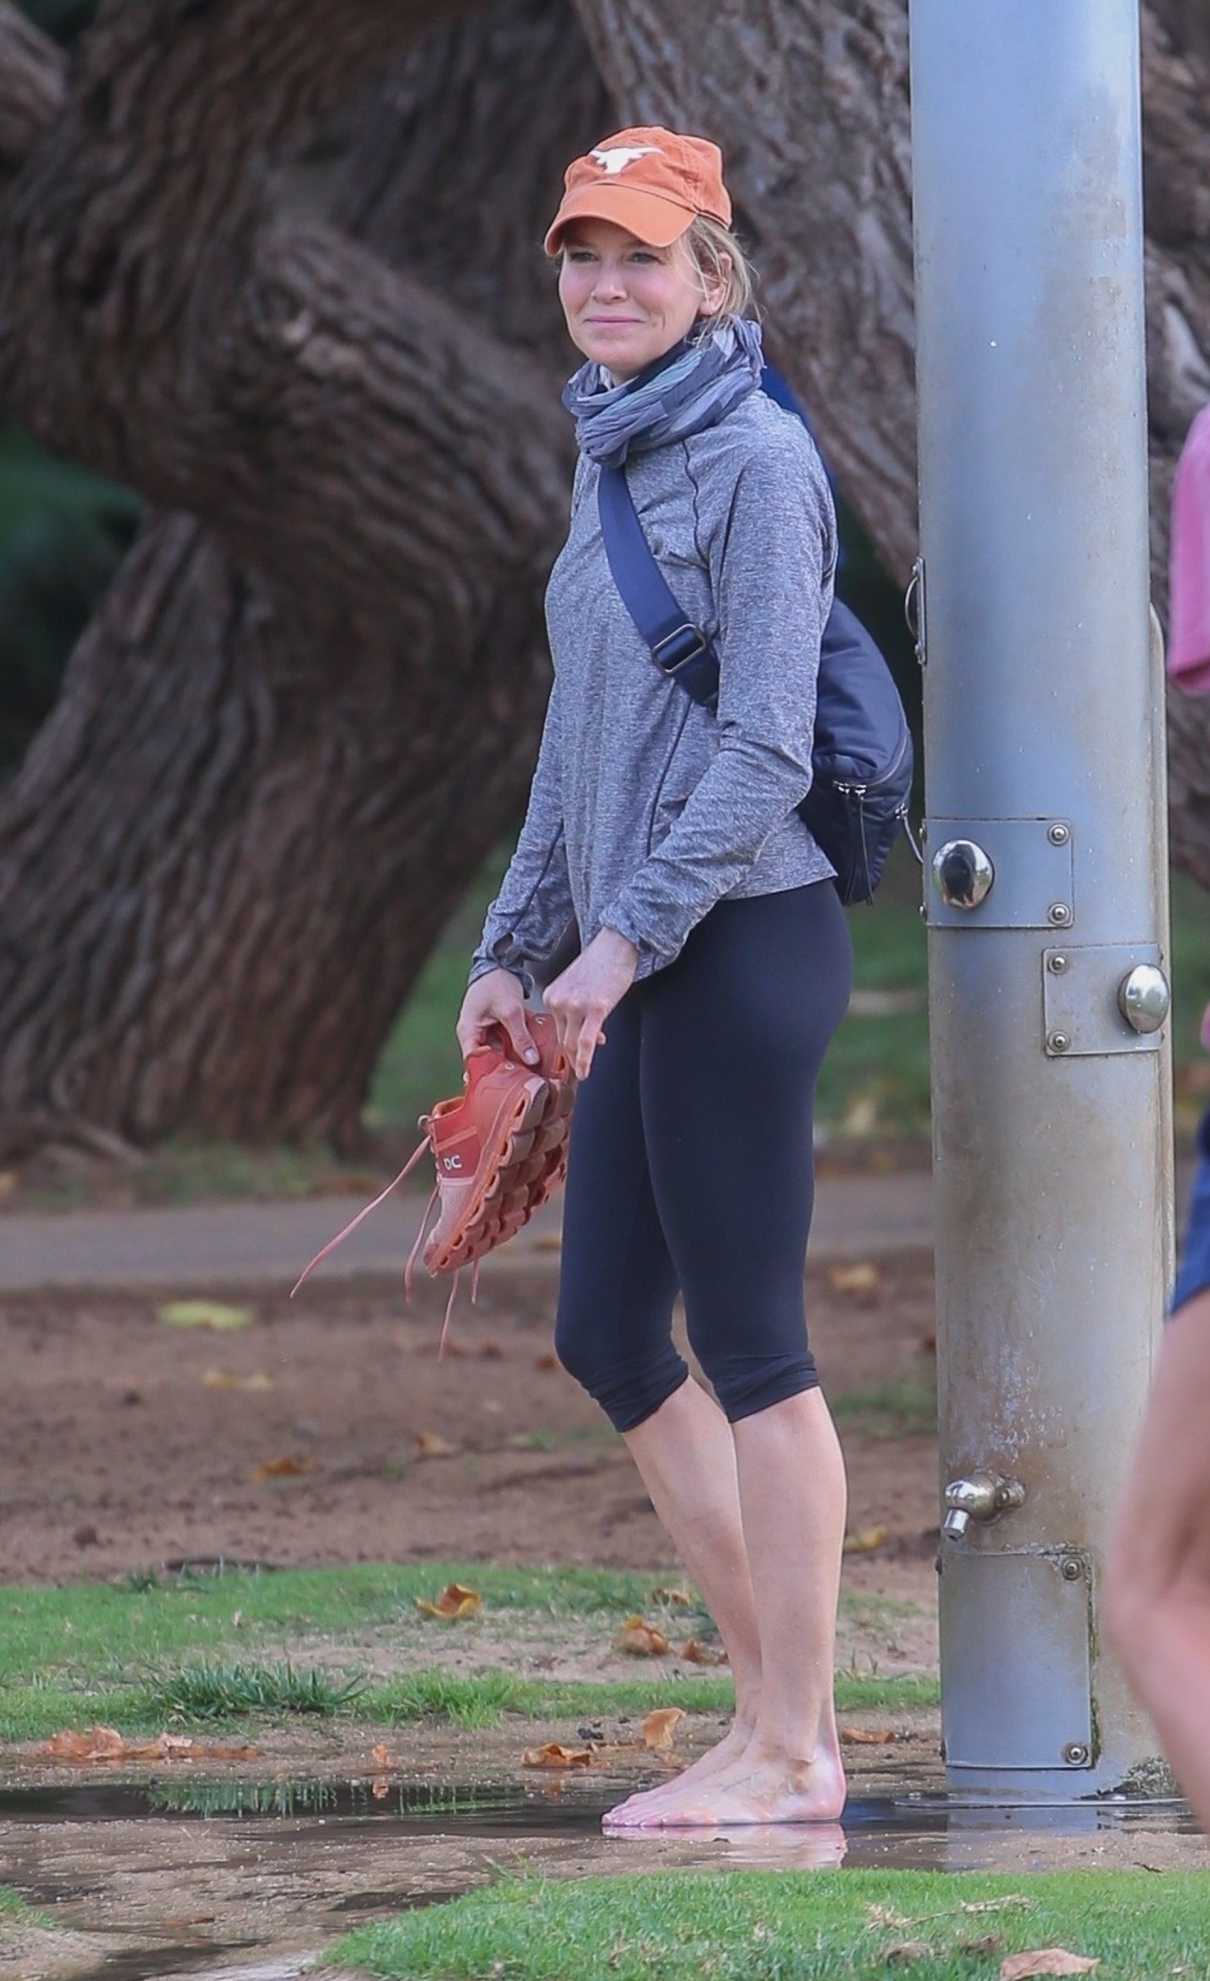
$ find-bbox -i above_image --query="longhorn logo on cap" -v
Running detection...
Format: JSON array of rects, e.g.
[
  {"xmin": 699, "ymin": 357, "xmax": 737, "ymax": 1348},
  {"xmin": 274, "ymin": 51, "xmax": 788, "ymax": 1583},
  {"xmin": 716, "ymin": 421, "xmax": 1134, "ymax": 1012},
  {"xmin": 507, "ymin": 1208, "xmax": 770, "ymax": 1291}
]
[{"xmin": 589, "ymin": 145, "xmax": 661, "ymax": 175}]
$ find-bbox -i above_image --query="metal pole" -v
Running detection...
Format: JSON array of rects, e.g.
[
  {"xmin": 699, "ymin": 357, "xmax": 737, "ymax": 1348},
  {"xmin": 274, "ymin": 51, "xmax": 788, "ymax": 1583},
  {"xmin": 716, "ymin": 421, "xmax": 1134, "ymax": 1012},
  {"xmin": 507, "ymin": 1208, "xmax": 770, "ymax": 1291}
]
[{"xmin": 909, "ymin": 0, "xmax": 1173, "ymax": 1798}]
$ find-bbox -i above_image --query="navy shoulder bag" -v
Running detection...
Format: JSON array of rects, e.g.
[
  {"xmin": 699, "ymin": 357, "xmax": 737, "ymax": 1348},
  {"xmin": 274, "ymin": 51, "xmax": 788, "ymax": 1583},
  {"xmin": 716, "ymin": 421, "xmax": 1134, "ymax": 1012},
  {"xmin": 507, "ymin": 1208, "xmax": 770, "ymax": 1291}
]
[{"xmin": 596, "ymin": 365, "xmax": 914, "ymax": 905}]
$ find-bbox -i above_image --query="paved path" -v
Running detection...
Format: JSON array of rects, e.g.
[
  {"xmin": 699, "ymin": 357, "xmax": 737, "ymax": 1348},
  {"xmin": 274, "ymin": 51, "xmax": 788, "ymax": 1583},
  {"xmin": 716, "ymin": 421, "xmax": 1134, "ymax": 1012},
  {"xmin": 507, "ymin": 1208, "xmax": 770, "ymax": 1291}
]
[{"xmin": 0, "ymin": 1168, "xmax": 933, "ymax": 1293}]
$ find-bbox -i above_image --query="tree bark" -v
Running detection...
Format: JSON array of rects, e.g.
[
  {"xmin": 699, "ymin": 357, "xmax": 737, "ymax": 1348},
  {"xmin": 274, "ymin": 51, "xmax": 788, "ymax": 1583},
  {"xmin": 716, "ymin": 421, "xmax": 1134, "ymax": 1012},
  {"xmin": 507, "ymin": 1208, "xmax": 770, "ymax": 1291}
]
[
  {"xmin": 0, "ymin": 0, "xmax": 611, "ymax": 1157},
  {"xmin": 575, "ymin": 0, "xmax": 1210, "ymax": 883}
]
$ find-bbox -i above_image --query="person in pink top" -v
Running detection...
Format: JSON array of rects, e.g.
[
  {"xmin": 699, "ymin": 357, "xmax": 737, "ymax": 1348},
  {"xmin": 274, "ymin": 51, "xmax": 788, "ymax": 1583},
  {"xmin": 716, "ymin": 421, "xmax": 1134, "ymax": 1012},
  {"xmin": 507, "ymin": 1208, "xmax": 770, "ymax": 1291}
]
[
  {"xmin": 1107, "ymin": 406, "xmax": 1210, "ymax": 1826},
  {"xmin": 1168, "ymin": 406, "xmax": 1210, "ymax": 694}
]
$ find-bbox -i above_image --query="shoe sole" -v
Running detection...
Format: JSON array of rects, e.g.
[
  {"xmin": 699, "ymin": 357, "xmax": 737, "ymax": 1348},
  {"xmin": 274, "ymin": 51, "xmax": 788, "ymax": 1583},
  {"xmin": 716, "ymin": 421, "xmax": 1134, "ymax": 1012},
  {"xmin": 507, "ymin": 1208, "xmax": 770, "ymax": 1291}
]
[{"xmin": 424, "ymin": 1071, "xmax": 575, "ymax": 1275}]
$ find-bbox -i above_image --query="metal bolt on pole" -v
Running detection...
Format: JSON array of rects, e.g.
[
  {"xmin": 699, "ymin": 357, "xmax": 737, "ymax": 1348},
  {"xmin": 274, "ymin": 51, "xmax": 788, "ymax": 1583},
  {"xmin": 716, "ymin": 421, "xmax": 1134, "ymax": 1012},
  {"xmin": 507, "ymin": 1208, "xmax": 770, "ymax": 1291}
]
[{"xmin": 908, "ymin": 0, "xmax": 1173, "ymax": 1797}]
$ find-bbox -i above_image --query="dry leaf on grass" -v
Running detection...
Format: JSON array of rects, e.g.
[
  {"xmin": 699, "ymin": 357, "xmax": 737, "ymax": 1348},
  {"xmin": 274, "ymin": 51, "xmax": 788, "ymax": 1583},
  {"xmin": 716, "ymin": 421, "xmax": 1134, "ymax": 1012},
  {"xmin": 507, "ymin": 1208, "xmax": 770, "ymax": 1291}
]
[
  {"xmin": 961, "ymin": 1899, "xmax": 1031, "ymax": 1916},
  {"xmin": 614, "ymin": 1615, "xmax": 670, "ymax": 1656},
  {"xmin": 39, "ymin": 1726, "xmax": 257, "ymax": 1763},
  {"xmin": 827, "ymin": 1261, "xmax": 882, "ymax": 1297},
  {"xmin": 866, "ymin": 1904, "xmax": 912, "ymax": 1930},
  {"xmin": 680, "ymin": 1638, "xmax": 727, "ymax": 1665},
  {"xmin": 522, "ymin": 1742, "xmax": 594, "ymax": 1770},
  {"xmin": 415, "ymin": 1582, "xmax": 482, "ymax": 1621},
  {"xmin": 203, "ymin": 1368, "xmax": 272, "ymax": 1391},
  {"xmin": 1000, "ymin": 1954, "xmax": 1100, "ymax": 1979},
  {"xmin": 651, "ymin": 1586, "xmax": 694, "ymax": 1607},
  {"xmin": 642, "ymin": 1708, "xmax": 685, "ymax": 1752},
  {"xmin": 157, "ymin": 1300, "xmax": 253, "ymax": 1331},
  {"xmin": 370, "ymin": 1743, "xmax": 394, "ymax": 1768},
  {"xmin": 840, "ymin": 1725, "xmax": 898, "ymax": 1745},
  {"xmin": 962, "ymin": 1938, "xmax": 1006, "ymax": 1957},
  {"xmin": 251, "ymin": 1455, "xmax": 313, "ymax": 1482},
  {"xmin": 884, "ymin": 1944, "xmax": 934, "ymax": 1966},
  {"xmin": 414, "ymin": 1430, "xmax": 459, "ymax": 1458},
  {"xmin": 843, "ymin": 1524, "xmax": 889, "ymax": 1554}
]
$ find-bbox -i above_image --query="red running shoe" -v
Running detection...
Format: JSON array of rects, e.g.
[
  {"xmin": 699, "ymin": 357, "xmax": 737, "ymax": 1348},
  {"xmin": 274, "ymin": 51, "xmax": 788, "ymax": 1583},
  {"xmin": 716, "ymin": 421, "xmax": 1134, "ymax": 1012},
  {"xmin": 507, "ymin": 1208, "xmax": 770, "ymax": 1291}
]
[{"xmin": 291, "ymin": 1013, "xmax": 575, "ymax": 1353}]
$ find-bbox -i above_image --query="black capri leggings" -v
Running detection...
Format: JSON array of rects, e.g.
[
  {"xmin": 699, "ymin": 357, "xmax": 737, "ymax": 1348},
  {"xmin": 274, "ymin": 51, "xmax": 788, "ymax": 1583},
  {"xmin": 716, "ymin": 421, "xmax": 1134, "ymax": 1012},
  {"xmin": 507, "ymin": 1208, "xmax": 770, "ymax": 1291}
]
[{"xmin": 554, "ymin": 881, "xmax": 853, "ymax": 1433}]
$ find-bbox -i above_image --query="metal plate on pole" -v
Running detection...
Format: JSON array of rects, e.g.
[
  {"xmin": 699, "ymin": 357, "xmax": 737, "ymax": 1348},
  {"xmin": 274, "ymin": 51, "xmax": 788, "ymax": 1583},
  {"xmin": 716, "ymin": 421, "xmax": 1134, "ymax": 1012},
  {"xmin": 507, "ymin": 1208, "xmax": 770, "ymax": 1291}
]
[
  {"xmin": 940, "ymin": 1550, "xmax": 1093, "ymax": 1772},
  {"xmin": 925, "ymin": 819, "xmax": 1073, "ymax": 929},
  {"xmin": 1042, "ymin": 944, "xmax": 1168, "ymax": 1056}
]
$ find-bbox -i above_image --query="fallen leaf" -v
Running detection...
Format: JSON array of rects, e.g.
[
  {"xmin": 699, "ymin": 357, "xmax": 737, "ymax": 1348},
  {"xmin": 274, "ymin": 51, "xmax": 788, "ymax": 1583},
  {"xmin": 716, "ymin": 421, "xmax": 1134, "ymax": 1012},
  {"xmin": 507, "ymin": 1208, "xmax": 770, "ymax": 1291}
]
[
  {"xmin": 962, "ymin": 1938, "xmax": 1006, "ymax": 1957},
  {"xmin": 535, "ymin": 1352, "xmax": 558, "ymax": 1371},
  {"xmin": 651, "ymin": 1586, "xmax": 694, "ymax": 1607},
  {"xmin": 415, "ymin": 1582, "xmax": 482, "ymax": 1621},
  {"xmin": 827, "ymin": 1261, "xmax": 881, "ymax": 1297},
  {"xmin": 203, "ymin": 1368, "xmax": 273, "ymax": 1390},
  {"xmin": 1000, "ymin": 1954, "xmax": 1100, "ymax": 1979},
  {"xmin": 884, "ymin": 1944, "xmax": 934, "ymax": 1966},
  {"xmin": 614, "ymin": 1615, "xmax": 670, "ymax": 1657},
  {"xmin": 642, "ymin": 1708, "xmax": 685, "ymax": 1752},
  {"xmin": 251, "ymin": 1455, "xmax": 313, "ymax": 1482},
  {"xmin": 521, "ymin": 1742, "xmax": 593, "ymax": 1770},
  {"xmin": 414, "ymin": 1430, "xmax": 458, "ymax": 1458},
  {"xmin": 370, "ymin": 1743, "xmax": 393, "ymax": 1768},
  {"xmin": 38, "ymin": 1725, "xmax": 257, "ymax": 1762},
  {"xmin": 841, "ymin": 1725, "xmax": 898, "ymax": 1745},
  {"xmin": 680, "ymin": 1638, "xmax": 727, "ymax": 1665},
  {"xmin": 843, "ymin": 1524, "xmax": 889, "ymax": 1554},
  {"xmin": 157, "ymin": 1300, "xmax": 253, "ymax": 1331}
]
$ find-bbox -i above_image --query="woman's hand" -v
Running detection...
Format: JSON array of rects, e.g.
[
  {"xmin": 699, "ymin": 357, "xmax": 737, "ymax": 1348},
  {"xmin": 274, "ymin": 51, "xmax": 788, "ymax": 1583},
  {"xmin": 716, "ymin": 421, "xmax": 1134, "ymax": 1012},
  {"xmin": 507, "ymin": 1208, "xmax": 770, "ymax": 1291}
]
[
  {"xmin": 544, "ymin": 928, "xmax": 639, "ymax": 1080},
  {"xmin": 456, "ymin": 969, "xmax": 540, "ymax": 1067}
]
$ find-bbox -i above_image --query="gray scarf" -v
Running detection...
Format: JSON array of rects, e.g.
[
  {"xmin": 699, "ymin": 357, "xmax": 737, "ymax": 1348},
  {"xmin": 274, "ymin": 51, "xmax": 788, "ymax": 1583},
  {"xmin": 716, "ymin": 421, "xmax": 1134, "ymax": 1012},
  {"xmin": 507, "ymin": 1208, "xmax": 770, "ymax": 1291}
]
[{"xmin": 561, "ymin": 315, "xmax": 765, "ymax": 467}]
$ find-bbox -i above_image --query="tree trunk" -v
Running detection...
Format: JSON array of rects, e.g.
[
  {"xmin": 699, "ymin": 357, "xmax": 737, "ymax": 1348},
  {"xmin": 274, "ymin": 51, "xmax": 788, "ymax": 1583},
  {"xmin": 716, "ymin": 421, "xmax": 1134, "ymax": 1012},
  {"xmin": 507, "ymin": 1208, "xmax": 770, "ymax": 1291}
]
[
  {"xmin": 0, "ymin": 0, "xmax": 611, "ymax": 1157},
  {"xmin": 9, "ymin": 0, "xmax": 1210, "ymax": 1159},
  {"xmin": 575, "ymin": 0, "xmax": 1210, "ymax": 883}
]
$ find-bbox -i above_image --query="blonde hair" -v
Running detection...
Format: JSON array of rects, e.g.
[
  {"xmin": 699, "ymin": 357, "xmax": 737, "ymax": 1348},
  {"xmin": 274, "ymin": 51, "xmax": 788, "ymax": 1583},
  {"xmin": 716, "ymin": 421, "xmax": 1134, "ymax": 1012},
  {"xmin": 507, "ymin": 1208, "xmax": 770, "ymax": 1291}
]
[
  {"xmin": 682, "ymin": 214, "xmax": 760, "ymax": 324},
  {"xmin": 549, "ymin": 212, "xmax": 759, "ymax": 325}
]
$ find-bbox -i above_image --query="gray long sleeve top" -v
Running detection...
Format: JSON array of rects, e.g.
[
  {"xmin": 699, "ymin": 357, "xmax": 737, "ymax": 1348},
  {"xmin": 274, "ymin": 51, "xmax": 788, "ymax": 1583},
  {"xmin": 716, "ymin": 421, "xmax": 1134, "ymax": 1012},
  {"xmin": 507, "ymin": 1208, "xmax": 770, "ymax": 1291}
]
[{"xmin": 468, "ymin": 390, "xmax": 837, "ymax": 995}]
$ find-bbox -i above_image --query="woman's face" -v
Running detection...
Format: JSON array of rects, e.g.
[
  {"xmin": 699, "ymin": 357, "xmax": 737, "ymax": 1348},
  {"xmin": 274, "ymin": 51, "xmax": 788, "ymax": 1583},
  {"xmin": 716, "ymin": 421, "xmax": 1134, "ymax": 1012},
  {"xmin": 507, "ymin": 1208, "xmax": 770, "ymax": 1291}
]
[{"xmin": 557, "ymin": 217, "xmax": 722, "ymax": 380}]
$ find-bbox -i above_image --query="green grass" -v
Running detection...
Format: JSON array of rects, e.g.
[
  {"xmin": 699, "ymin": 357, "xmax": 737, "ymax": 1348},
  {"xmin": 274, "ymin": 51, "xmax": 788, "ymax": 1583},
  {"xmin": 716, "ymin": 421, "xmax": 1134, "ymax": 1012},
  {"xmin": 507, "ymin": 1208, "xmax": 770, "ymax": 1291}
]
[
  {"xmin": 148, "ymin": 1659, "xmax": 368, "ymax": 1720},
  {"xmin": 0, "ymin": 1562, "xmax": 689, "ymax": 1687},
  {"xmin": 0, "ymin": 1884, "xmax": 53, "ymax": 1932},
  {"xmin": 333, "ymin": 1868, "xmax": 1210, "ymax": 1981},
  {"xmin": 0, "ymin": 1563, "xmax": 937, "ymax": 1742},
  {"xmin": 832, "ymin": 1370, "xmax": 937, "ymax": 1438},
  {"xmin": 0, "ymin": 1667, "xmax": 936, "ymax": 1746}
]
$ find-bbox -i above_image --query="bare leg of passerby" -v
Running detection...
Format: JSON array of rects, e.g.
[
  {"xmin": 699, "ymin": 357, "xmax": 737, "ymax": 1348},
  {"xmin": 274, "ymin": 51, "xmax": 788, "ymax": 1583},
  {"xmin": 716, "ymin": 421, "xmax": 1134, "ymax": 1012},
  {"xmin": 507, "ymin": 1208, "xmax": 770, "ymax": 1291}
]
[
  {"xmin": 1108, "ymin": 1289, "xmax": 1210, "ymax": 1831},
  {"xmin": 606, "ymin": 1387, "xmax": 848, "ymax": 1827}
]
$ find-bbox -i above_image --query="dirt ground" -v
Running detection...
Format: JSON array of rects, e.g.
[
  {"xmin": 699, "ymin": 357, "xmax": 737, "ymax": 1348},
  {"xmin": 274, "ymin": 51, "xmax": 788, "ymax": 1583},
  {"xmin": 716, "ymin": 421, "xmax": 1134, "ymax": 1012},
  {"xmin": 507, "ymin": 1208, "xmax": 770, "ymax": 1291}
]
[{"xmin": 1, "ymin": 1251, "xmax": 939, "ymax": 1596}]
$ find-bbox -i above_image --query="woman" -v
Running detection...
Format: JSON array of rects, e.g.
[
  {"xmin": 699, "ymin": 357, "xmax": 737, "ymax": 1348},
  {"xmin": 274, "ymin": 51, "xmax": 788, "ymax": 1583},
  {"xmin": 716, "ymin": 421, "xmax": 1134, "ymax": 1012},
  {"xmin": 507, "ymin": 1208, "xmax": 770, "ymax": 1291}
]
[{"xmin": 458, "ymin": 126, "xmax": 853, "ymax": 1830}]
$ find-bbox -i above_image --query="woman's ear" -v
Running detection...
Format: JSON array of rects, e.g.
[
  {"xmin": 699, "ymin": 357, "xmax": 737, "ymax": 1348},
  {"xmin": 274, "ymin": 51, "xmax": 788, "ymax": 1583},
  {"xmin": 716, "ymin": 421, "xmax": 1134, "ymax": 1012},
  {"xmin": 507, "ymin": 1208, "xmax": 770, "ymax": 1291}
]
[{"xmin": 698, "ymin": 253, "xmax": 731, "ymax": 319}]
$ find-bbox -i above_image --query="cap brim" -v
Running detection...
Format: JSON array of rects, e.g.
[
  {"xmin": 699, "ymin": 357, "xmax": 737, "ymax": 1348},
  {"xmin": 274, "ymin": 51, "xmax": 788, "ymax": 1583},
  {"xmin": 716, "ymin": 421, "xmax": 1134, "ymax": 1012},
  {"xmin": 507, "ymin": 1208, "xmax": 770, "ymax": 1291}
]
[{"xmin": 544, "ymin": 184, "xmax": 694, "ymax": 257}]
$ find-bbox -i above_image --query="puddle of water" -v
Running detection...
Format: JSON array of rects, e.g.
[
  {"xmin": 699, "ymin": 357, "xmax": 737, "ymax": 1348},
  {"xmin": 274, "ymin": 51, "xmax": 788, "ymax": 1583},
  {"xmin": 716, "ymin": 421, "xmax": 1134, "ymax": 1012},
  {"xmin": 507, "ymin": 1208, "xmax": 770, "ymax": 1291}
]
[
  {"xmin": 0, "ymin": 1775, "xmax": 1197, "ymax": 1867},
  {"xmin": 3, "ymin": 1776, "xmax": 1201, "ymax": 1981}
]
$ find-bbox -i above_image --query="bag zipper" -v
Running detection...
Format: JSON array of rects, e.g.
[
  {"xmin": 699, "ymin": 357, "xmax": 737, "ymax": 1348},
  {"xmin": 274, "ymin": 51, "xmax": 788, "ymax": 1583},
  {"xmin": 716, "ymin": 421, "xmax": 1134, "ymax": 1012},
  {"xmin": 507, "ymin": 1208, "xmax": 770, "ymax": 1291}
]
[{"xmin": 830, "ymin": 721, "xmax": 912, "ymax": 798}]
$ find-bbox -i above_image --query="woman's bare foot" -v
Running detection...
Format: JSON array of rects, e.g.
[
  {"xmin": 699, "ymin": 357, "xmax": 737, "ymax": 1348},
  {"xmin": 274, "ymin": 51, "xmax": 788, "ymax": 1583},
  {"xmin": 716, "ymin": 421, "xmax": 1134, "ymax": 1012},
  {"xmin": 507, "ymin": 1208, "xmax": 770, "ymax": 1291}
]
[
  {"xmin": 602, "ymin": 1739, "xmax": 847, "ymax": 1830},
  {"xmin": 601, "ymin": 1718, "xmax": 755, "ymax": 1827}
]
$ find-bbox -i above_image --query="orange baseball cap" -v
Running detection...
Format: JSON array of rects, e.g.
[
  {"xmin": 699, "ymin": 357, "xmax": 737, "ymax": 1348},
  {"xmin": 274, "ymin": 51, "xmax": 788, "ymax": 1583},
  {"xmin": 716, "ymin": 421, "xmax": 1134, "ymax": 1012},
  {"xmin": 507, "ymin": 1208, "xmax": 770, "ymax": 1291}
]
[{"xmin": 544, "ymin": 126, "xmax": 731, "ymax": 256}]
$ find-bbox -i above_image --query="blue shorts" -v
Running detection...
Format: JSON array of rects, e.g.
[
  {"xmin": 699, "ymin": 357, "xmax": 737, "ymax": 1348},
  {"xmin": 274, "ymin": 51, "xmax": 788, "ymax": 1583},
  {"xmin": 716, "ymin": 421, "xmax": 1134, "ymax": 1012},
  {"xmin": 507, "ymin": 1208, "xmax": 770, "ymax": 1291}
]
[{"xmin": 1172, "ymin": 1106, "xmax": 1210, "ymax": 1316}]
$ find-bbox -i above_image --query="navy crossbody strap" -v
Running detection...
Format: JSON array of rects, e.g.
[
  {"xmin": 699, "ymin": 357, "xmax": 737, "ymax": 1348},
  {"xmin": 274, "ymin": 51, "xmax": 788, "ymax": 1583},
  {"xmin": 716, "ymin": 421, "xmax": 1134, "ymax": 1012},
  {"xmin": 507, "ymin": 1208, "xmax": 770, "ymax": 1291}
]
[{"xmin": 596, "ymin": 464, "xmax": 721, "ymax": 710}]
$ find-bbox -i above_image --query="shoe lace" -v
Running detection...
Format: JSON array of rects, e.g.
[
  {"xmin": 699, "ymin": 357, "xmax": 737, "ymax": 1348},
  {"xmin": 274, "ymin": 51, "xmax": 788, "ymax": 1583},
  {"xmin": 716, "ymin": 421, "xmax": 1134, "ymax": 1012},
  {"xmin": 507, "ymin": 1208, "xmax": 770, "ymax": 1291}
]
[{"xmin": 290, "ymin": 1115, "xmax": 484, "ymax": 1359}]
